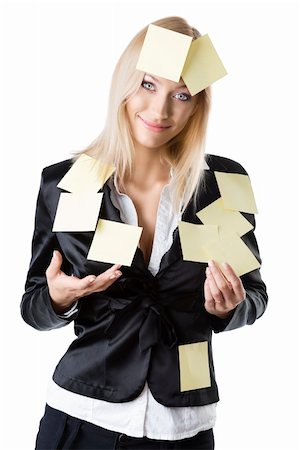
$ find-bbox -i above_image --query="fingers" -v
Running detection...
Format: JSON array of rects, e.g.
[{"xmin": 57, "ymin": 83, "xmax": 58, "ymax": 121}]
[
  {"xmin": 221, "ymin": 262, "xmax": 246, "ymax": 300},
  {"xmin": 204, "ymin": 278, "xmax": 215, "ymax": 315},
  {"xmin": 204, "ymin": 260, "xmax": 246, "ymax": 316},
  {"xmin": 207, "ymin": 260, "xmax": 232, "ymax": 303},
  {"xmin": 46, "ymin": 250, "xmax": 63, "ymax": 280},
  {"xmin": 87, "ymin": 264, "xmax": 122, "ymax": 292}
]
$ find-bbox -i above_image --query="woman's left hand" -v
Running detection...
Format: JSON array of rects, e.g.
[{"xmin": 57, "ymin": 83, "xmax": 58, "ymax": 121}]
[{"xmin": 204, "ymin": 260, "xmax": 246, "ymax": 319}]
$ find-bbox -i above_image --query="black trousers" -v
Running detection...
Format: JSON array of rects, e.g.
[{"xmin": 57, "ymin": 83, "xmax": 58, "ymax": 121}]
[{"xmin": 35, "ymin": 404, "xmax": 215, "ymax": 450}]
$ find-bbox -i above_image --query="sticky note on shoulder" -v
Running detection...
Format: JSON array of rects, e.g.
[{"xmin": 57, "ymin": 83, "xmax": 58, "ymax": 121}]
[
  {"xmin": 214, "ymin": 172, "xmax": 258, "ymax": 214},
  {"xmin": 136, "ymin": 24, "xmax": 192, "ymax": 82},
  {"xmin": 181, "ymin": 34, "xmax": 227, "ymax": 96},
  {"xmin": 57, "ymin": 154, "xmax": 115, "ymax": 194},
  {"xmin": 87, "ymin": 219, "xmax": 143, "ymax": 266}
]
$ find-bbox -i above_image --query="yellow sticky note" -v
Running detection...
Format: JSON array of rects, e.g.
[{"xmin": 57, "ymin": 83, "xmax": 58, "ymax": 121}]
[
  {"xmin": 136, "ymin": 24, "xmax": 192, "ymax": 82},
  {"xmin": 181, "ymin": 34, "xmax": 227, "ymax": 95},
  {"xmin": 87, "ymin": 219, "xmax": 143, "ymax": 266},
  {"xmin": 214, "ymin": 172, "xmax": 258, "ymax": 214},
  {"xmin": 196, "ymin": 198, "xmax": 253, "ymax": 237},
  {"xmin": 203, "ymin": 231, "xmax": 261, "ymax": 276},
  {"xmin": 178, "ymin": 221, "xmax": 218, "ymax": 263},
  {"xmin": 52, "ymin": 193, "xmax": 103, "ymax": 232},
  {"xmin": 178, "ymin": 341, "xmax": 211, "ymax": 392},
  {"xmin": 57, "ymin": 154, "xmax": 115, "ymax": 194}
]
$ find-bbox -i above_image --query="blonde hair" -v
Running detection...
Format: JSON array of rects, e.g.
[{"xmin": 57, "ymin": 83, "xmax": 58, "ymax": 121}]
[{"xmin": 76, "ymin": 16, "xmax": 211, "ymax": 214}]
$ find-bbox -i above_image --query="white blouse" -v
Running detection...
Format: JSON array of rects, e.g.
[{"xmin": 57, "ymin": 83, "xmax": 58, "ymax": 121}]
[{"xmin": 46, "ymin": 166, "xmax": 217, "ymax": 440}]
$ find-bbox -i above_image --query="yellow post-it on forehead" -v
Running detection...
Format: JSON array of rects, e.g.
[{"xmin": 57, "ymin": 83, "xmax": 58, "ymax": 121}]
[
  {"xmin": 178, "ymin": 221, "xmax": 218, "ymax": 263},
  {"xmin": 182, "ymin": 34, "xmax": 227, "ymax": 95},
  {"xmin": 87, "ymin": 219, "xmax": 143, "ymax": 266},
  {"xmin": 196, "ymin": 198, "xmax": 253, "ymax": 237},
  {"xmin": 203, "ymin": 231, "xmax": 261, "ymax": 277},
  {"xmin": 178, "ymin": 341, "xmax": 211, "ymax": 392},
  {"xmin": 57, "ymin": 154, "xmax": 115, "ymax": 194},
  {"xmin": 52, "ymin": 193, "xmax": 103, "ymax": 232},
  {"xmin": 136, "ymin": 24, "xmax": 192, "ymax": 82},
  {"xmin": 214, "ymin": 172, "xmax": 258, "ymax": 214}
]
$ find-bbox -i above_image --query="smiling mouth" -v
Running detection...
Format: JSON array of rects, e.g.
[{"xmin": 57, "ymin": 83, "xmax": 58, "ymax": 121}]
[{"xmin": 138, "ymin": 115, "xmax": 171, "ymax": 132}]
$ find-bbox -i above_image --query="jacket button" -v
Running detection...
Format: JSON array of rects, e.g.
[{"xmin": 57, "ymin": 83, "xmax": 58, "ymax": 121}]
[{"xmin": 118, "ymin": 433, "xmax": 125, "ymax": 442}]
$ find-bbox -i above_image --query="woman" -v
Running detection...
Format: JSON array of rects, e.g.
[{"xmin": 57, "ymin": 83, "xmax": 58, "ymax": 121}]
[{"xmin": 21, "ymin": 16, "xmax": 268, "ymax": 450}]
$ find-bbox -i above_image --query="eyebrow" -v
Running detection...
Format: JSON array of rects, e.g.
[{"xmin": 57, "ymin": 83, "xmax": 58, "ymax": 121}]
[{"xmin": 145, "ymin": 73, "xmax": 188, "ymax": 90}]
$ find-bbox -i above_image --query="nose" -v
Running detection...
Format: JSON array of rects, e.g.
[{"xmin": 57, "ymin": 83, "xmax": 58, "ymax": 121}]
[{"xmin": 150, "ymin": 93, "xmax": 169, "ymax": 121}]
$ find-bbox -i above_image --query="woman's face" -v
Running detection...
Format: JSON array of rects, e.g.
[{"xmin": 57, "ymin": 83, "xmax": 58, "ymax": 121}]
[{"xmin": 126, "ymin": 73, "xmax": 198, "ymax": 152}]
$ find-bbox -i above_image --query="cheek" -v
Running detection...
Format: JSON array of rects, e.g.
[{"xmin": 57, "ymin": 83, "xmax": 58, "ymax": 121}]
[
  {"xmin": 174, "ymin": 108, "xmax": 194, "ymax": 131},
  {"xmin": 126, "ymin": 93, "xmax": 146, "ymax": 118}
]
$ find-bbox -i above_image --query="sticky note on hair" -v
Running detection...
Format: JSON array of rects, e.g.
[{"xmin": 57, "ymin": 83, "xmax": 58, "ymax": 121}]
[
  {"xmin": 57, "ymin": 154, "xmax": 115, "ymax": 194},
  {"xmin": 87, "ymin": 219, "xmax": 143, "ymax": 266},
  {"xmin": 178, "ymin": 341, "xmax": 211, "ymax": 391},
  {"xmin": 136, "ymin": 24, "xmax": 192, "ymax": 82},
  {"xmin": 178, "ymin": 221, "xmax": 218, "ymax": 263},
  {"xmin": 202, "ymin": 231, "xmax": 261, "ymax": 276},
  {"xmin": 182, "ymin": 34, "xmax": 227, "ymax": 95},
  {"xmin": 214, "ymin": 172, "xmax": 258, "ymax": 214},
  {"xmin": 52, "ymin": 193, "xmax": 103, "ymax": 232},
  {"xmin": 196, "ymin": 198, "xmax": 253, "ymax": 237}
]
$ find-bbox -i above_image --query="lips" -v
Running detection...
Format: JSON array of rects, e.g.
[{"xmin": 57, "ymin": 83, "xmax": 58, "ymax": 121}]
[{"xmin": 138, "ymin": 115, "xmax": 171, "ymax": 132}]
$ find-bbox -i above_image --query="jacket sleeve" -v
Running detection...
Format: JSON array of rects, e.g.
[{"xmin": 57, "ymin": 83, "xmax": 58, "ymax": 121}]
[
  {"xmin": 209, "ymin": 211, "xmax": 268, "ymax": 333},
  {"xmin": 20, "ymin": 170, "xmax": 79, "ymax": 331}
]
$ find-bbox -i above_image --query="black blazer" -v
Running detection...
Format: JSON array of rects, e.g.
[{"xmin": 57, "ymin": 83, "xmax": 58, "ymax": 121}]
[{"xmin": 20, "ymin": 154, "xmax": 268, "ymax": 407}]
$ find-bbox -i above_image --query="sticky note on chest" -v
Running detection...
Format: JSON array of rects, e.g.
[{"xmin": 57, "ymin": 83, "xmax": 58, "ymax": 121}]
[
  {"xmin": 196, "ymin": 197, "xmax": 253, "ymax": 237},
  {"xmin": 87, "ymin": 219, "xmax": 143, "ymax": 266},
  {"xmin": 178, "ymin": 221, "xmax": 218, "ymax": 263},
  {"xmin": 52, "ymin": 193, "xmax": 103, "ymax": 232}
]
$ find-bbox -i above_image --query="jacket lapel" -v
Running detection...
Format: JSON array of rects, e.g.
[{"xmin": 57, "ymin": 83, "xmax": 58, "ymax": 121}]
[{"xmin": 100, "ymin": 164, "xmax": 220, "ymax": 277}]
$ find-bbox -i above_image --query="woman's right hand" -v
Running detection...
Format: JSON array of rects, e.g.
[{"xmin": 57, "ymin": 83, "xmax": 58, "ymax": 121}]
[{"xmin": 46, "ymin": 250, "xmax": 122, "ymax": 314}]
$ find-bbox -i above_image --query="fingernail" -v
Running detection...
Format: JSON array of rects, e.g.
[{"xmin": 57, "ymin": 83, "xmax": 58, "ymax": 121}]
[
  {"xmin": 110, "ymin": 270, "xmax": 122, "ymax": 280},
  {"xmin": 208, "ymin": 260, "xmax": 214, "ymax": 267}
]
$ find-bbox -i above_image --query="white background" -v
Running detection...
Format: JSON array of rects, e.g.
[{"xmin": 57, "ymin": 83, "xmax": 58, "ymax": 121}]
[{"xmin": 1, "ymin": 0, "xmax": 299, "ymax": 449}]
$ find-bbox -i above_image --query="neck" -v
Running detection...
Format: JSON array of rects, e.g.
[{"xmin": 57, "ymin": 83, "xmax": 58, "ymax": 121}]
[{"xmin": 124, "ymin": 144, "xmax": 171, "ymax": 190}]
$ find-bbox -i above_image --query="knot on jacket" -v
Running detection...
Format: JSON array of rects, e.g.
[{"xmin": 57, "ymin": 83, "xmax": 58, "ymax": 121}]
[{"xmin": 103, "ymin": 276, "xmax": 200, "ymax": 353}]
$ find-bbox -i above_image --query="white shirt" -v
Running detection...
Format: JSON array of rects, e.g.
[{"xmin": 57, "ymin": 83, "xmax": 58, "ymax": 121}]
[{"xmin": 46, "ymin": 167, "xmax": 217, "ymax": 440}]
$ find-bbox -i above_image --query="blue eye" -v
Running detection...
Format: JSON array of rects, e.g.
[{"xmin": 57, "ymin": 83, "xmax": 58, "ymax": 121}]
[
  {"xmin": 142, "ymin": 81, "xmax": 155, "ymax": 91},
  {"xmin": 174, "ymin": 92, "xmax": 191, "ymax": 102}
]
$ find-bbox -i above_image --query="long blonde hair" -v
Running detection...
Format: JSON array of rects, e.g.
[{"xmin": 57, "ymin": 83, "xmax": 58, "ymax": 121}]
[{"xmin": 77, "ymin": 16, "xmax": 211, "ymax": 214}]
